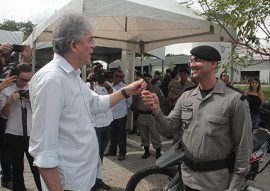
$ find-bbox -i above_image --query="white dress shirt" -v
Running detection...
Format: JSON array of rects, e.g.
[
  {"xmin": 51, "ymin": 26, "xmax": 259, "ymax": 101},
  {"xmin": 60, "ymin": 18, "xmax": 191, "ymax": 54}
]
[
  {"xmin": 0, "ymin": 83, "xmax": 31, "ymax": 136},
  {"xmin": 90, "ymin": 83, "xmax": 113, "ymax": 128},
  {"xmin": 110, "ymin": 81, "xmax": 132, "ymax": 119},
  {"xmin": 29, "ymin": 54, "xmax": 110, "ymax": 191}
]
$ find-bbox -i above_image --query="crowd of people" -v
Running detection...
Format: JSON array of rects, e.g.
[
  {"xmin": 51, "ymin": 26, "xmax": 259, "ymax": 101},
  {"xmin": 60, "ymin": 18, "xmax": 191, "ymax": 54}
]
[{"xmin": 0, "ymin": 12, "xmax": 268, "ymax": 191}]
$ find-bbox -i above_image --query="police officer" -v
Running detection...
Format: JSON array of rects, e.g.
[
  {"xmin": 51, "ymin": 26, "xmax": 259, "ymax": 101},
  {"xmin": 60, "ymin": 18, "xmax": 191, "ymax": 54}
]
[
  {"xmin": 141, "ymin": 45, "xmax": 253, "ymax": 191},
  {"xmin": 137, "ymin": 73, "xmax": 164, "ymax": 159}
]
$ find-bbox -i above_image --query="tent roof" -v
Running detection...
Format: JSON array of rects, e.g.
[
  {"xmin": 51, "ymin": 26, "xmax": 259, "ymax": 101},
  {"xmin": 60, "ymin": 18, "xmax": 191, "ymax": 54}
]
[
  {"xmin": 30, "ymin": 0, "xmax": 235, "ymax": 54},
  {"xmin": 0, "ymin": 29, "xmax": 24, "ymax": 44}
]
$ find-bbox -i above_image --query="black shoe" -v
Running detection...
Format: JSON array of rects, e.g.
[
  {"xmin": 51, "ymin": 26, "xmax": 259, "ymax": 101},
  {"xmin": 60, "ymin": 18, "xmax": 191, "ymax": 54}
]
[
  {"xmin": 104, "ymin": 151, "xmax": 116, "ymax": 156},
  {"xmin": 129, "ymin": 129, "xmax": 137, "ymax": 134},
  {"xmin": 156, "ymin": 148, "xmax": 161, "ymax": 159},
  {"xmin": 141, "ymin": 152, "xmax": 150, "ymax": 159},
  {"xmin": 1, "ymin": 181, "xmax": 13, "ymax": 190},
  {"xmin": 118, "ymin": 155, "xmax": 126, "ymax": 161},
  {"xmin": 100, "ymin": 180, "xmax": 111, "ymax": 190}
]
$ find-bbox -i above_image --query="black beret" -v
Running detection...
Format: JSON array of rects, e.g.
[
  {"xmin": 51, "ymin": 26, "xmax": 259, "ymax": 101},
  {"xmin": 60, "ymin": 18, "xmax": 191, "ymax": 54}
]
[
  {"xmin": 190, "ymin": 45, "xmax": 221, "ymax": 61},
  {"xmin": 179, "ymin": 68, "xmax": 190, "ymax": 75},
  {"xmin": 143, "ymin": 73, "xmax": 152, "ymax": 78},
  {"xmin": 170, "ymin": 70, "xmax": 179, "ymax": 78}
]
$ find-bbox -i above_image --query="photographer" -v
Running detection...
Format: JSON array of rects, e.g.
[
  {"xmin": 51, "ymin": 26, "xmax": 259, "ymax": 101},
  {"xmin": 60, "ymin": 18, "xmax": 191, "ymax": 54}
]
[
  {"xmin": 0, "ymin": 43, "xmax": 17, "ymax": 190},
  {"xmin": 87, "ymin": 62, "xmax": 113, "ymax": 191},
  {"xmin": 0, "ymin": 42, "xmax": 31, "ymax": 65},
  {"xmin": 0, "ymin": 63, "xmax": 41, "ymax": 191}
]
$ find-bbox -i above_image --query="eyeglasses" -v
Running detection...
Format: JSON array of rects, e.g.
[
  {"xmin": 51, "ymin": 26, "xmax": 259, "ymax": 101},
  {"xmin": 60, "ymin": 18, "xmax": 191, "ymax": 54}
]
[
  {"xmin": 88, "ymin": 36, "xmax": 95, "ymax": 45},
  {"xmin": 188, "ymin": 57, "xmax": 205, "ymax": 65},
  {"xmin": 17, "ymin": 76, "xmax": 31, "ymax": 83},
  {"xmin": 114, "ymin": 74, "xmax": 124, "ymax": 78}
]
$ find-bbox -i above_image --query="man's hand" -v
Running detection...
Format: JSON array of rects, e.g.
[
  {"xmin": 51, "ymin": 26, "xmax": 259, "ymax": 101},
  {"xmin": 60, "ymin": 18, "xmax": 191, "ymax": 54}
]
[
  {"xmin": 21, "ymin": 45, "xmax": 32, "ymax": 63},
  {"xmin": 0, "ymin": 43, "xmax": 12, "ymax": 53},
  {"xmin": 0, "ymin": 73, "xmax": 16, "ymax": 91},
  {"xmin": 141, "ymin": 90, "xmax": 161, "ymax": 115},
  {"xmin": 21, "ymin": 97, "xmax": 31, "ymax": 104},
  {"xmin": 124, "ymin": 79, "xmax": 147, "ymax": 96},
  {"xmin": 8, "ymin": 92, "xmax": 20, "ymax": 104}
]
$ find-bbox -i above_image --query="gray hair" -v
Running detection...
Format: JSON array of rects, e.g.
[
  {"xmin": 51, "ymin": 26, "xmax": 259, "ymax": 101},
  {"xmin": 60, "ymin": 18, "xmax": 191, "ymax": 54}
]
[{"xmin": 52, "ymin": 12, "xmax": 96, "ymax": 56}]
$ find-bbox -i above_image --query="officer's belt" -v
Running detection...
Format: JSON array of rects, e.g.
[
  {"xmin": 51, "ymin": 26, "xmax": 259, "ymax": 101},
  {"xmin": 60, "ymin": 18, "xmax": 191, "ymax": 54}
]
[
  {"xmin": 137, "ymin": 109, "xmax": 152, "ymax": 114},
  {"xmin": 184, "ymin": 150, "xmax": 235, "ymax": 173}
]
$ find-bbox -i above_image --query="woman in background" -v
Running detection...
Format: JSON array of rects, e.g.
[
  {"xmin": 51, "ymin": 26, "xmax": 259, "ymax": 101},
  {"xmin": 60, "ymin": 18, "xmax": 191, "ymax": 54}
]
[{"xmin": 245, "ymin": 76, "xmax": 265, "ymax": 128}]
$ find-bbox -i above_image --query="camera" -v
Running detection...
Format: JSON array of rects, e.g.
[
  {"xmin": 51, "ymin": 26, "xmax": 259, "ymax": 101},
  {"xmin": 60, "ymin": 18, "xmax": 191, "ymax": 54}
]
[
  {"xmin": 90, "ymin": 64, "xmax": 107, "ymax": 84},
  {"xmin": 12, "ymin": 44, "xmax": 24, "ymax": 52},
  {"xmin": 17, "ymin": 90, "xmax": 30, "ymax": 99},
  {"xmin": 9, "ymin": 67, "xmax": 20, "ymax": 77}
]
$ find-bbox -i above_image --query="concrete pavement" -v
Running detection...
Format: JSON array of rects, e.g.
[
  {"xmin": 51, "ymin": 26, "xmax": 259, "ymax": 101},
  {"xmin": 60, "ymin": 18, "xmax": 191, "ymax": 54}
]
[{"xmin": 1, "ymin": 133, "xmax": 269, "ymax": 191}]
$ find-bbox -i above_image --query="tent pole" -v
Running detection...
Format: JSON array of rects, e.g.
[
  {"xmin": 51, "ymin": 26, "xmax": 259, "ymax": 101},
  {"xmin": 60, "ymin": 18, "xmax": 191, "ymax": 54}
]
[
  {"xmin": 32, "ymin": 40, "xmax": 36, "ymax": 74},
  {"xmin": 140, "ymin": 53, "xmax": 144, "ymax": 74},
  {"xmin": 140, "ymin": 42, "xmax": 144, "ymax": 74}
]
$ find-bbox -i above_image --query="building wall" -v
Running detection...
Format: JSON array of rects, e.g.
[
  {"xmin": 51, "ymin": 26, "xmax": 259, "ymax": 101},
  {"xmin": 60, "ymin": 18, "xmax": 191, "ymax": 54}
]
[{"xmin": 109, "ymin": 54, "xmax": 270, "ymax": 84}]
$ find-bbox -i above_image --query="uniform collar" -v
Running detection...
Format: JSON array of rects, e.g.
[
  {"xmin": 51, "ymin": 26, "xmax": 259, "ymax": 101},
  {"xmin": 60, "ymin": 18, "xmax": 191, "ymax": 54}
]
[{"xmin": 190, "ymin": 78, "xmax": 226, "ymax": 97}]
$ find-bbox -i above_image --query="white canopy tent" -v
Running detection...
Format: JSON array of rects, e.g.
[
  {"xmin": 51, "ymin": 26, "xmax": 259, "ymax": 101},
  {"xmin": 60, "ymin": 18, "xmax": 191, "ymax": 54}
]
[
  {"xmin": 27, "ymin": 0, "xmax": 235, "ymax": 79},
  {"xmin": 0, "ymin": 29, "xmax": 23, "ymax": 44}
]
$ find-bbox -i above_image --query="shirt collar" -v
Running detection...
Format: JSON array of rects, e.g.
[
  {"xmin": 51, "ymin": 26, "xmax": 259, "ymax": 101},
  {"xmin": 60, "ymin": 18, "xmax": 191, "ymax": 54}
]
[{"xmin": 53, "ymin": 53, "xmax": 81, "ymax": 76}]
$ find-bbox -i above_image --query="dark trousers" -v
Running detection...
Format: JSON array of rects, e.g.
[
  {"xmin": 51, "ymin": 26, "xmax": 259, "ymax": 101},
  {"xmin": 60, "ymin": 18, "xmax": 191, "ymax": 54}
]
[
  {"xmin": 0, "ymin": 118, "xmax": 12, "ymax": 183},
  {"xmin": 95, "ymin": 124, "xmax": 111, "ymax": 161},
  {"xmin": 108, "ymin": 115, "xmax": 127, "ymax": 156},
  {"xmin": 4, "ymin": 134, "xmax": 42, "ymax": 191}
]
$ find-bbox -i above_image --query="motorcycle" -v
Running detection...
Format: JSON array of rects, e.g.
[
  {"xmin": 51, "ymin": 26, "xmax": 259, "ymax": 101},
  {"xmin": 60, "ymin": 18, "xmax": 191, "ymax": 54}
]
[{"xmin": 125, "ymin": 126, "xmax": 270, "ymax": 191}]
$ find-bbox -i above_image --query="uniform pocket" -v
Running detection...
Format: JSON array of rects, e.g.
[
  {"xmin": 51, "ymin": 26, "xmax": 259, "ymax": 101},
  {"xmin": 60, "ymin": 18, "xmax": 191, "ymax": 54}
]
[{"xmin": 205, "ymin": 114, "xmax": 227, "ymax": 137}]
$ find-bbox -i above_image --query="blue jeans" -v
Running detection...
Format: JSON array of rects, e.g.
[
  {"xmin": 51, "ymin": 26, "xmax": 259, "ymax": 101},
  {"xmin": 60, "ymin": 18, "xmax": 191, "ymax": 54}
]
[{"xmin": 250, "ymin": 113, "xmax": 261, "ymax": 129}]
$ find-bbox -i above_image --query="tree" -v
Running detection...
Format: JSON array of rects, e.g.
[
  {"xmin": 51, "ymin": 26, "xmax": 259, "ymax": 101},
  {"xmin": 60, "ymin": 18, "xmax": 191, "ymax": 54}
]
[
  {"xmin": 0, "ymin": 20, "xmax": 35, "ymax": 41},
  {"xmin": 180, "ymin": 0, "xmax": 270, "ymax": 57}
]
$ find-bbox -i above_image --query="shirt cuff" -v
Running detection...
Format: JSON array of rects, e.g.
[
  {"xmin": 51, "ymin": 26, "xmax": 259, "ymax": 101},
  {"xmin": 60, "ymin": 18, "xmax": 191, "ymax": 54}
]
[
  {"xmin": 98, "ymin": 95, "xmax": 110, "ymax": 112},
  {"xmin": 33, "ymin": 151, "xmax": 59, "ymax": 168}
]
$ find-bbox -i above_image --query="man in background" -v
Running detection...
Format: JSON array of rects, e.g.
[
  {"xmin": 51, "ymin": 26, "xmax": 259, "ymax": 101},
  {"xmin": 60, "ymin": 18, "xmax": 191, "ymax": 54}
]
[{"xmin": 105, "ymin": 70, "xmax": 132, "ymax": 161}]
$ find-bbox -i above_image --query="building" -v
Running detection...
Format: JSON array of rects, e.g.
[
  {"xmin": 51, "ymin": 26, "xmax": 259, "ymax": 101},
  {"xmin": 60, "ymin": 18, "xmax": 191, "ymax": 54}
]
[{"xmin": 109, "ymin": 54, "xmax": 270, "ymax": 84}]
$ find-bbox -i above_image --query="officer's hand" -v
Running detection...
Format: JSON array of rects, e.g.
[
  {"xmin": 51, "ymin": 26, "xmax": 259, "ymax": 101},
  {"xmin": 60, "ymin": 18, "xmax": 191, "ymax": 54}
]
[{"xmin": 141, "ymin": 90, "xmax": 160, "ymax": 115}]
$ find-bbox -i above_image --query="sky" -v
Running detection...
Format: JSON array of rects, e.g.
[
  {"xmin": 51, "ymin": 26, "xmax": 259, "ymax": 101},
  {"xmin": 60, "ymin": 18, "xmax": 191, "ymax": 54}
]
[{"xmin": 0, "ymin": 0, "xmax": 71, "ymax": 24}]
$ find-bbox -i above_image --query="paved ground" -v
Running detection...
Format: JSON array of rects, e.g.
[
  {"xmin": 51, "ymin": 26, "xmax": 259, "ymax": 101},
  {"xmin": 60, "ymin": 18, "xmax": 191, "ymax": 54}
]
[{"xmin": 1, "ymin": 133, "xmax": 269, "ymax": 191}]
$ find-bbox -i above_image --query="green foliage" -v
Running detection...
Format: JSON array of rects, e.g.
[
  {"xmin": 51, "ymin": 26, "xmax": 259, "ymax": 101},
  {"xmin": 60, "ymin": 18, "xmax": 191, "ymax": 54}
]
[
  {"xmin": 0, "ymin": 19, "xmax": 35, "ymax": 41},
  {"xmin": 167, "ymin": 61, "xmax": 176, "ymax": 71},
  {"xmin": 235, "ymin": 85, "xmax": 270, "ymax": 100},
  {"xmin": 179, "ymin": 0, "xmax": 270, "ymax": 57}
]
